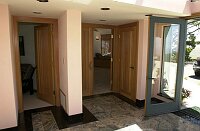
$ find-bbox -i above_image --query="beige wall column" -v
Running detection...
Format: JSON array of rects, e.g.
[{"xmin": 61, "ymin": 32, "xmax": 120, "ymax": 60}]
[
  {"xmin": 0, "ymin": 4, "xmax": 18, "ymax": 129},
  {"xmin": 58, "ymin": 10, "xmax": 82, "ymax": 116}
]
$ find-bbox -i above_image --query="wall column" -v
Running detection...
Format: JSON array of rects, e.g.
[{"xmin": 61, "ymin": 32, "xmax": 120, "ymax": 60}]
[
  {"xmin": 0, "ymin": 4, "xmax": 18, "ymax": 129},
  {"xmin": 58, "ymin": 10, "xmax": 82, "ymax": 116}
]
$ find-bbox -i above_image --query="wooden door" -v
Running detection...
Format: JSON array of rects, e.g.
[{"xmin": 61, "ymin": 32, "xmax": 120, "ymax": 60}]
[
  {"xmin": 119, "ymin": 25, "xmax": 138, "ymax": 101},
  {"xmin": 82, "ymin": 25, "xmax": 93, "ymax": 96},
  {"xmin": 35, "ymin": 24, "xmax": 55, "ymax": 104}
]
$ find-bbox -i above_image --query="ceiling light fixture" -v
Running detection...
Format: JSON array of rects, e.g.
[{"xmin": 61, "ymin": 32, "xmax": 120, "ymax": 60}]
[
  {"xmin": 101, "ymin": 7, "xmax": 110, "ymax": 11},
  {"xmin": 33, "ymin": 11, "xmax": 42, "ymax": 14},
  {"xmin": 99, "ymin": 20, "xmax": 107, "ymax": 22},
  {"xmin": 37, "ymin": 0, "xmax": 48, "ymax": 2}
]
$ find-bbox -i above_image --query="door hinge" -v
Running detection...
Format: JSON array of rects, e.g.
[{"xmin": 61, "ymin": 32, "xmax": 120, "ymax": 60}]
[
  {"xmin": 53, "ymin": 90, "xmax": 55, "ymax": 95},
  {"xmin": 118, "ymin": 35, "xmax": 120, "ymax": 38},
  {"xmin": 111, "ymin": 35, "xmax": 114, "ymax": 39},
  {"xmin": 111, "ymin": 58, "xmax": 113, "ymax": 62}
]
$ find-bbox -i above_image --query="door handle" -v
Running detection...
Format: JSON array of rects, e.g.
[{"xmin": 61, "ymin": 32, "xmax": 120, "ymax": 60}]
[
  {"xmin": 148, "ymin": 77, "xmax": 156, "ymax": 80},
  {"xmin": 130, "ymin": 67, "xmax": 134, "ymax": 69}
]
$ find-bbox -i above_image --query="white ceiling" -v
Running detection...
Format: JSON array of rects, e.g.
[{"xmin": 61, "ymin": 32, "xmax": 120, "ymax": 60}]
[{"xmin": 0, "ymin": 0, "xmax": 190, "ymax": 25}]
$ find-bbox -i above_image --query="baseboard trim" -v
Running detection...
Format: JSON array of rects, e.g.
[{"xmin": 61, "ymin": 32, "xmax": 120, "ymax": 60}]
[
  {"xmin": 65, "ymin": 112, "xmax": 84, "ymax": 123},
  {"xmin": 136, "ymin": 99, "xmax": 145, "ymax": 108},
  {"xmin": 1, "ymin": 126, "xmax": 18, "ymax": 131}
]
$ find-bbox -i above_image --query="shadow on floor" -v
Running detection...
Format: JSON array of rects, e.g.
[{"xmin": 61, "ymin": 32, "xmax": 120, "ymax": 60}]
[
  {"xmin": 173, "ymin": 106, "xmax": 200, "ymax": 125},
  {"xmin": 189, "ymin": 75, "xmax": 200, "ymax": 80}
]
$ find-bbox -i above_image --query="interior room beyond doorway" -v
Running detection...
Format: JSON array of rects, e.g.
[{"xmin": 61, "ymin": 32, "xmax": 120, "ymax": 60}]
[
  {"xmin": 93, "ymin": 28, "xmax": 112, "ymax": 95},
  {"xmin": 18, "ymin": 22, "xmax": 54, "ymax": 110}
]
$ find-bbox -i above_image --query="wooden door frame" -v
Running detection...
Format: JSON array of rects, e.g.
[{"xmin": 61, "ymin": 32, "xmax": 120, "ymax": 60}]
[
  {"xmin": 82, "ymin": 23, "xmax": 115, "ymax": 95},
  {"xmin": 13, "ymin": 16, "xmax": 60, "ymax": 113}
]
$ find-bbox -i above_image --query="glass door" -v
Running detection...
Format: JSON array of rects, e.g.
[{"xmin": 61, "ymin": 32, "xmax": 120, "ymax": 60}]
[{"xmin": 145, "ymin": 16, "xmax": 187, "ymax": 116}]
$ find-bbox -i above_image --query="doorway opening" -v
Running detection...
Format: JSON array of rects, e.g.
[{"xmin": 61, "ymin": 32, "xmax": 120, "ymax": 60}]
[
  {"xmin": 15, "ymin": 18, "xmax": 59, "ymax": 112},
  {"xmin": 18, "ymin": 22, "xmax": 53, "ymax": 110},
  {"xmin": 182, "ymin": 18, "xmax": 200, "ymax": 109},
  {"xmin": 93, "ymin": 28, "xmax": 113, "ymax": 95},
  {"xmin": 82, "ymin": 23, "xmax": 138, "ymax": 101}
]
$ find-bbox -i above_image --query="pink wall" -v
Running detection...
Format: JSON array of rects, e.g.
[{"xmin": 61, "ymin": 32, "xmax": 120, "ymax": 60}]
[
  {"xmin": 0, "ymin": 4, "xmax": 18, "ymax": 129},
  {"xmin": 58, "ymin": 10, "xmax": 82, "ymax": 116},
  {"xmin": 190, "ymin": 1, "xmax": 200, "ymax": 13},
  {"xmin": 66, "ymin": 10, "xmax": 82, "ymax": 115},
  {"xmin": 58, "ymin": 11, "xmax": 69, "ymax": 112},
  {"xmin": 136, "ymin": 18, "xmax": 149, "ymax": 100}
]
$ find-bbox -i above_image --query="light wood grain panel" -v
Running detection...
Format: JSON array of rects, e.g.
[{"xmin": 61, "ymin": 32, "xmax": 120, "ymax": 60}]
[
  {"xmin": 82, "ymin": 26, "xmax": 93, "ymax": 96},
  {"xmin": 13, "ymin": 17, "xmax": 23, "ymax": 113},
  {"xmin": 13, "ymin": 16, "xmax": 57, "ymax": 23},
  {"xmin": 52, "ymin": 22, "xmax": 60, "ymax": 106},
  {"xmin": 35, "ymin": 25, "xmax": 55, "ymax": 104},
  {"xmin": 119, "ymin": 22, "xmax": 139, "ymax": 101},
  {"xmin": 112, "ymin": 27, "xmax": 120, "ymax": 92}
]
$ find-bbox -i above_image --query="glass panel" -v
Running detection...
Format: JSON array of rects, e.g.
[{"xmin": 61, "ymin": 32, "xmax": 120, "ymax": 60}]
[
  {"xmin": 93, "ymin": 28, "xmax": 112, "ymax": 57},
  {"xmin": 151, "ymin": 23, "xmax": 180, "ymax": 104}
]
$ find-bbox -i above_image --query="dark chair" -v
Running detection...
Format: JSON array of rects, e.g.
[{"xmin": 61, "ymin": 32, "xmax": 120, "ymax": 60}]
[{"xmin": 21, "ymin": 64, "xmax": 36, "ymax": 95}]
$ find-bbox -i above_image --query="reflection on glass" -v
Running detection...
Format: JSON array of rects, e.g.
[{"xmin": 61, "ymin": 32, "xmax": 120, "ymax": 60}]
[
  {"xmin": 93, "ymin": 28, "xmax": 112, "ymax": 57},
  {"xmin": 151, "ymin": 23, "xmax": 180, "ymax": 104},
  {"xmin": 101, "ymin": 34, "xmax": 112, "ymax": 56}
]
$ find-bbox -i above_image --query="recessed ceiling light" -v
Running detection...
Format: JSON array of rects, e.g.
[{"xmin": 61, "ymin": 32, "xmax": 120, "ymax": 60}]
[
  {"xmin": 37, "ymin": 0, "xmax": 48, "ymax": 2},
  {"xmin": 101, "ymin": 7, "xmax": 110, "ymax": 11},
  {"xmin": 33, "ymin": 11, "xmax": 42, "ymax": 14},
  {"xmin": 99, "ymin": 20, "xmax": 107, "ymax": 22}
]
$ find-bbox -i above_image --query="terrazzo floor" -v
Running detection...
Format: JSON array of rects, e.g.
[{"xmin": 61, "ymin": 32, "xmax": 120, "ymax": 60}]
[
  {"xmin": 32, "ymin": 111, "xmax": 59, "ymax": 131},
  {"xmin": 20, "ymin": 94, "xmax": 200, "ymax": 131},
  {"xmin": 61, "ymin": 95, "xmax": 200, "ymax": 131}
]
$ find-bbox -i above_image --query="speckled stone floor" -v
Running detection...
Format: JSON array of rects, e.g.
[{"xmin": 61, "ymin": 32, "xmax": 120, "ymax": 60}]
[
  {"xmin": 32, "ymin": 111, "xmax": 59, "ymax": 131},
  {"xmin": 93, "ymin": 67, "xmax": 111, "ymax": 95},
  {"xmin": 61, "ymin": 95, "xmax": 200, "ymax": 131},
  {"xmin": 18, "ymin": 94, "xmax": 200, "ymax": 131}
]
